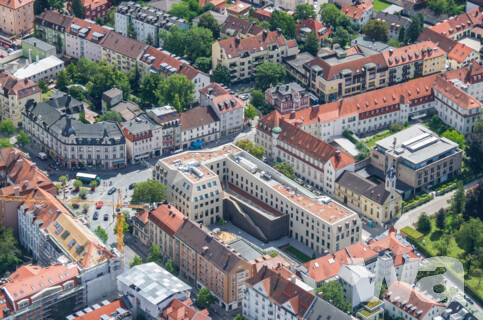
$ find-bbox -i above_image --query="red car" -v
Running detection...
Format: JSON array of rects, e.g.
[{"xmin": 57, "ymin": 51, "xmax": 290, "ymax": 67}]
[{"xmin": 96, "ymin": 201, "xmax": 103, "ymax": 209}]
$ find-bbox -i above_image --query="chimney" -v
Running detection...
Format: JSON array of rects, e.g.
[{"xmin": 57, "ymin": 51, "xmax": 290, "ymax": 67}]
[
  {"xmin": 199, "ymin": 223, "xmax": 202, "ymax": 228},
  {"xmin": 14, "ymin": 186, "xmax": 20, "ymax": 197},
  {"xmin": 290, "ymin": 275, "xmax": 297, "ymax": 283},
  {"xmin": 335, "ymin": 149, "xmax": 341, "ymax": 160},
  {"xmin": 262, "ymin": 29, "xmax": 268, "ymax": 38},
  {"xmin": 28, "ymin": 48, "xmax": 32, "ymax": 64},
  {"xmin": 318, "ymin": 292, "xmax": 323, "ymax": 298},
  {"xmin": 167, "ymin": 204, "xmax": 171, "ymax": 208},
  {"xmin": 235, "ymin": 36, "xmax": 240, "ymax": 46},
  {"xmin": 17, "ymin": 158, "xmax": 23, "ymax": 169},
  {"xmin": 24, "ymin": 78, "xmax": 28, "ymax": 84},
  {"xmin": 23, "ymin": 180, "xmax": 28, "ymax": 188},
  {"xmin": 33, "ymin": 41, "xmax": 37, "ymax": 47}
]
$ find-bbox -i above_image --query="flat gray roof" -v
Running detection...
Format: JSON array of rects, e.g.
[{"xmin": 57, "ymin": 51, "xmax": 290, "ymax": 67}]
[{"xmin": 228, "ymin": 239, "xmax": 262, "ymax": 261}]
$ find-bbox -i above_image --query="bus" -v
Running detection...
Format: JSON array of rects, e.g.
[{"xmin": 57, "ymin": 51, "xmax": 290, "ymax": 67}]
[{"xmin": 76, "ymin": 173, "xmax": 101, "ymax": 184}]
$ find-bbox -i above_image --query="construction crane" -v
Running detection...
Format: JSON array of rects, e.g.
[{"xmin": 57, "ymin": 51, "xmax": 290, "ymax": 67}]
[{"xmin": 0, "ymin": 189, "xmax": 150, "ymax": 252}]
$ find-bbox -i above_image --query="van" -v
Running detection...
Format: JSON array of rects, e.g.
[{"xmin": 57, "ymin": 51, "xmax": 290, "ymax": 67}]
[{"xmin": 37, "ymin": 152, "xmax": 47, "ymax": 160}]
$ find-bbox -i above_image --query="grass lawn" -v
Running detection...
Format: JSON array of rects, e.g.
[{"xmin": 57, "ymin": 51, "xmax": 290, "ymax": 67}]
[
  {"xmin": 281, "ymin": 245, "xmax": 312, "ymax": 263},
  {"xmin": 401, "ymin": 226, "xmax": 423, "ymax": 240},
  {"xmin": 363, "ymin": 130, "xmax": 393, "ymax": 147},
  {"xmin": 373, "ymin": 0, "xmax": 392, "ymax": 12}
]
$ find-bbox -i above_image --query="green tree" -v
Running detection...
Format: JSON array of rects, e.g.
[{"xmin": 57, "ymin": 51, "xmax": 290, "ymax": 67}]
[
  {"xmin": 332, "ymin": 28, "xmax": 350, "ymax": 47},
  {"xmin": 250, "ymin": 90, "xmax": 265, "ymax": 109},
  {"xmin": 316, "ymin": 281, "xmax": 352, "ymax": 313},
  {"xmin": 398, "ymin": 26, "xmax": 406, "ymax": 43},
  {"xmin": 417, "ymin": 213, "xmax": 431, "ymax": 233},
  {"xmin": 213, "ymin": 64, "xmax": 231, "ymax": 85},
  {"xmin": 442, "ymin": 129, "xmax": 465, "ymax": 149},
  {"xmin": 148, "ymin": 244, "xmax": 163, "ymax": 263},
  {"xmin": 139, "ymin": 72, "xmax": 164, "ymax": 108},
  {"xmin": 79, "ymin": 187, "xmax": 89, "ymax": 197},
  {"xmin": 244, "ymin": 104, "xmax": 258, "ymax": 120},
  {"xmin": 185, "ymin": 27, "xmax": 214, "ymax": 61},
  {"xmin": 0, "ymin": 228, "xmax": 22, "ymax": 275},
  {"xmin": 294, "ymin": 3, "xmax": 316, "ymax": 21},
  {"xmin": 197, "ymin": 287, "xmax": 216, "ymax": 308},
  {"xmin": 97, "ymin": 110, "xmax": 123, "ymax": 123},
  {"xmin": 159, "ymin": 26, "xmax": 187, "ymax": 57},
  {"xmin": 79, "ymin": 111, "xmax": 89, "ymax": 124},
  {"xmin": 132, "ymin": 179, "xmax": 167, "ymax": 204},
  {"xmin": 379, "ymin": 282, "xmax": 387, "ymax": 299},
  {"xmin": 465, "ymin": 132, "xmax": 483, "ymax": 175},
  {"xmin": 59, "ymin": 175, "xmax": 69, "ymax": 185},
  {"xmin": 452, "ymin": 213, "xmax": 464, "ymax": 231},
  {"xmin": 15, "ymin": 130, "xmax": 30, "ymax": 145},
  {"xmin": 0, "ymin": 120, "xmax": 15, "ymax": 135},
  {"xmin": 219, "ymin": 217, "xmax": 225, "ymax": 226},
  {"xmin": 57, "ymin": 34, "xmax": 63, "ymax": 53},
  {"xmin": 0, "ymin": 139, "xmax": 12, "ymax": 149},
  {"xmin": 194, "ymin": 57, "xmax": 212, "ymax": 73},
  {"xmin": 95, "ymin": 226, "xmax": 108, "ymax": 242},
  {"xmin": 88, "ymin": 61, "xmax": 131, "ymax": 102},
  {"xmin": 73, "ymin": 179, "xmax": 83, "ymax": 189},
  {"xmin": 113, "ymin": 214, "xmax": 129, "ymax": 236},
  {"xmin": 76, "ymin": 58, "xmax": 98, "ymax": 85},
  {"xmin": 146, "ymin": 33, "xmax": 153, "ymax": 45},
  {"xmin": 274, "ymin": 162, "xmax": 295, "ymax": 179},
  {"xmin": 387, "ymin": 39, "xmax": 402, "ymax": 48},
  {"xmin": 172, "ymin": 94, "xmax": 182, "ymax": 113},
  {"xmin": 201, "ymin": 2, "xmax": 215, "ymax": 13},
  {"xmin": 435, "ymin": 208, "xmax": 446, "ymax": 230},
  {"xmin": 304, "ymin": 31, "xmax": 320, "ymax": 56},
  {"xmin": 269, "ymin": 11, "xmax": 296, "ymax": 39},
  {"xmin": 156, "ymin": 74, "xmax": 195, "ymax": 110},
  {"xmin": 68, "ymin": 86, "xmax": 86, "ymax": 101},
  {"xmin": 256, "ymin": 61, "xmax": 286, "ymax": 91},
  {"xmin": 389, "ymin": 123, "xmax": 403, "ymax": 133},
  {"xmin": 198, "ymin": 13, "xmax": 221, "ymax": 39},
  {"xmin": 319, "ymin": 3, "xmax": 341, "ymax": 29},
  {"xmin": 234, "ymin": 315, "xmax": 247, "ymax": 320},
  {"xmin": 89, "ymin": 180, "xmax": 99, "ymax": 189},
  {"xmin": 130, "ymin": 255, "xmax": 143, "ymax": 267},
  {"xmin": 235, "ymin": 139, "xmax": 265, "ymax": 159},
  {"xmin": 169, "ymin": 0, "xmax": 200, "ymax": 21},
  {"xmin": 362, "ymin": 19, "xmax": 388, "ymax": 41},
  {"xmin": 38, "ymin": 79, "xmax": 49, "ymax": 93},
  {"xmin": 406, "ymin": 14, "xmax": 424, "ymax": 43},
  {"xmin": 128, "ymin": 22, "xmax": 136, "ymax": 39},
  {"xmin": 71, "ymin": 0, "xmax": 84, "ymax": 18},
  {"xmin": 128, "ymin": 63, "xmax": 141, "ymax": 95},
  {"xmin": 451, "ymin": 181, "xmax": 465, "ymax": 215},
  {"xmin": 56, "ymin": 70, "xmax": 70, "ymax": 91},
  {"xmin": 434, "ymin": 234, "xmax": 451, "ymax": 255},
  {"xmin": 165, "ymin": 259, "xmax": 176, "ymax": 274},
  {"xmin": 456, "ymin": 218, "xmax": 483, "ymax": 254}
]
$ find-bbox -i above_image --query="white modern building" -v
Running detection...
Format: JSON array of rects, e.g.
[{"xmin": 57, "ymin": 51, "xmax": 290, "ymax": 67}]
[
  {"xmin": 338, "ymin": 264, "xmax": 375, "ymax": 307},
  {"xmin": 117, "ymin": 263, "xmax": 191, "ymax": 319},
  {"xmin": 13, "ymin": 55, "xmax": 64, "ymax": 83}
]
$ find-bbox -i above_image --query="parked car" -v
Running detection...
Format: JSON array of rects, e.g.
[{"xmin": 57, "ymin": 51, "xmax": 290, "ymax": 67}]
[
  {"xmin": 107, "ymin": 187, "xmax": 117, "ymax": 195},
  {"xmin": 96, "ymin": 201, "xmax": 103, "ymax": 209},
  {"xmin": 93, "ymin": 211, "xmax": 99, "ymax": 220},
  {"xmin": 103, "ymin": 213, "xmax": 109, "ymax": 221},
  {"xmin": 129, "ymin": 183, "xmax": 135, "ymax": 190},
  {"xmin": 37, "ymin": 152, "xmax": 47, "ymax": 160}
]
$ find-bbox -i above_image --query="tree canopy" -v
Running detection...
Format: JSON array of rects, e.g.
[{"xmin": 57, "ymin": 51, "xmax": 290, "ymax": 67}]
[
  {"xmin": 160, "ymin": 25, "xmax": 214, "ymax": 62},
  {"xmin": 194, "ymin": 57, "xmax": 212, "ymax": 73},
  {"xmin": 95, "ymin": 226, "xmax": 108, "ymax": 242},
  {"xmin": 456, "ymin": 218, "xmax": 483, "ymax": 254},
  {"xmin": 294, "ymin": 4, "xmax": 316, "ymax": 21},
  {"xmin": 0, "ymin": 120, "xmax": 15, "ymax": 135},
  {"xmin": 213, "ymin": 65, "xmax": 231, "ymax": 86},
  {"xmin": 304, "ymin": 31, "xmax": 320, "ymax": 56},
  {"xmin": 87, "ymin": 60, "xmax": 131, "ymax": 103},
  {"xmin": 316, "ymin": 281, "xmax": 352, "ymax": 313},
  {"xmin": 156, "ymin": 74, "xmax": 195, "ymax": 112},
  {"xmin": 235, "ymin": 139, "xmax": 265, "ymax": 159},
  {"xmin": 244, "ymin": 104, "xmax": 258, "ymax": 120},
  {"xmin": 274, "ymin": 162, "xmax": 295, "ymax": 179},
  {"xmin": 250, "ymin": 90, "xmax": 266, "ymax": 109},
  {"xmin": 442, "ymin": 129, "xmax": 465, "ymax": 149},
  {"xmin": 465, "ymin": 132, "xmax": 483, "ymax": 175},
  {"xmin": 406, "ymin": 14, "xmax": 424, "ymax": 43},
  {"xmin": 97, "ymin": 110, "xmax": 123, "ymax": 123},
  {"xmin": 332, "ymin": 28, "xmax": 351, "ymax": 47},
  {"xmin": 269, "ymin": 11, "xmax": 296, "ymax": 39},
  {"xmin": 417, "ymin": 213, "xmax": 431, "ymax": 233},
  {"xmin": 132, "ymin": 180, "xmax": 167, "ymax": 204},
  {"xmin": 148, "ymin": 244, "xmax": 163, "ymax": 263},
  {"xmin": 362, "ymin": 19, "xmax": 388, "ymax": 41},
  {"xmin": 56, "ymin": 70, "xmax": 70, "ymax": 92},
  {"xmin": 256, "ymin": 62, "xmax": 286, "ymax": 91},
  {"xmin": 16, "ymin": 131, "xmax": 30, "ymax": 145},
  {"xmin": 198, "ymin": 13, "xmax": 221, "ymax": 39},
  {"xmin": 72, "ymin": 0, "xmax": 84, "ymax": 18},
  {"xmin": 197, "ymin": 287, "xmax": 216, "ymax": 308},
  {"xmin": 0, "ymin": 228, "xmax": 22, "ymax": 276},
  {"xmin": 130, "ymin": 255, "xmax": 143, "ymax": 267}
]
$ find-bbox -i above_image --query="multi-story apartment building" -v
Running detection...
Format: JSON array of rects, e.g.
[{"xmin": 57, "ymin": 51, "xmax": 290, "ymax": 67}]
[
  {"xmin": 220, "ymin": 15, "xmax": 265, "ymax": 39},
  {"xmin": 177, "ymin": 64, "xmax": 210, "ymax": 102},
  {"xmin": 373, "ymin": 12, "xmax": 411, "ymax": 41},
  {"xmin": 383, "ymin": 282, "xmax": 446, "ymax": 320},
  {"xmin": 17, "ymin": 187, "xmax": 124, "ymax": 304},
  {"xmin": 0, "ymin": 0, "xmax": 34, "ymax": 37},
  {"xmin": 212, "ymin": 30, "xmax": 298, "ymax": 83},
  {"xmin": 370, "ymin": 124, "xmax": 463, "ymax": 193},
  {"xmin": 101, "ymin": 31, "xmax": 147, "ymax": 73},
  {"xmin": 153, "ymin": 144, "xmax": 363, "ymax": 255},
  {"xmin": 174, "ymin": 219, "xmax": 252, "ymax": 311},
  {"xmin": 22, "ymin": 94, "xmax": 127, "ymax": 169},
  {"xmin": 273, "ymin": 0, "xmax": 312, "ymax": 11},
  {"xmin": 255, "ymin": 118, "xmax": 355, "ymax": 195},
  {"xmin": 147, "ymin": 106, "xmax": 181, "ymax": 154},
  {"xmin": 243, "ymin": 266, "xmax": 316, "ymax": 320},
  {"xmin": 148, "ymin": 203, "xmax": 184, "ymax": 262},
  {"xmin": 0, "ymin": 264, "xmax": 84, "ymax": 320},
  {"xmin": 264, "ymin": 67, "xmax": 483, "ymax": 141},
  {"xmin": 265, "ymin": 82, "xmax": 310, "ymax": 115},
  {"xmin": 34, "ymin": 10, "xmax": 73, "ymax": 53},
  {"xmin": 133, "ymin": 210, "xmax": 149, "ymax": 246},
  {"xmin": 180, "ymin": 106, "xmax": 220, "ymax": 149},
  {"xmin": 67, "ymin": 0, "xmax": 111, "ymax": 20},
  {"xmin": 428, "ymin": 7, "xmax": 483, "ymax": 40},
  {"xmin": 200, "ymin": 83, "xmax": 245, "ymax": 136},
  {"xmin": 120, "ymin": 114, "xmax": 162, "ymax": 163},
  {"xmin": 66, "ymin": 17, "xmax": 111, "ymax": 62},
  {"xmin": 296, "ymin": 18, "xmax": 331, "ymax": 45},
  {"xmin": 13, "ymin": 55, "xmax": 64, "ymax": 83},
  {"xmin": 0, "ymin": 70, "xmax": 41, "ymax": 127},
  {"xmin": 115, "ymin": 2, "xmax": 189, "ymax": 47},
  {"xmin": 341, "ymin": 0, "xmax": 373, "ymax": 27},
  {"xmin": 300, "ymin": 52, "xmax": 388, "ymax": 103},
  {"xmin": 382, "ymin": 41, "xmax": 446, "ymax": 84},
  {"xmin": 335, "ymin": 168, "xmax": 402, "ymax": 226}
]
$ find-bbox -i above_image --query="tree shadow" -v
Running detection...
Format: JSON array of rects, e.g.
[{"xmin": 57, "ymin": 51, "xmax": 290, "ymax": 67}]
[{"xmin": 430, "ymin": 230, "xmax": 443, "ymax": 241}]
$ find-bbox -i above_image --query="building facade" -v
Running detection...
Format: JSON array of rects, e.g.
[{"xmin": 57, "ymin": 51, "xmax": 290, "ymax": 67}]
[
  {"xmin": 66, "ymin": 17, "xmax": 111, "ymax": 62},
  {"xmin": 341, "ymin": 0, "xmax": 373, "ymax": 27},
  {"xmin": 0, "ymin": 0, "xmax": 34, "ymax": 37},
  {"xmin": 265, "ymin": 82, "xmax": 310, "ymax": 115},
  {"xmin": 148, "ymin": 203, "xmax": 184, "ymax": 262},
  {"xmin": 21, "ymin": 37, "xmax": 56, "ymax": 62},
  {"xmin": 34, "ymin": 10, "xmax": 73, "ymax": 53},
  {"xmin": 101, "ymin": 31, "xmax": 147, "ymax": 73},
  {"xmin": 67, "ymin": 0, "xmax": 111, "ymax": 20},
  {"xmin": 147, "ymin": 106, "xmax": 181, "ymax": 154},
  {"xmin": 120, "ymin": 114, "xmax": 162, "ymax": 163},
  {"xmin": 13, "ymin": 55, "xmax": 64, "ymax": 83},
  {"xmin": 179, "ymin": 106, "xmax": 220, "ymax": 149}
]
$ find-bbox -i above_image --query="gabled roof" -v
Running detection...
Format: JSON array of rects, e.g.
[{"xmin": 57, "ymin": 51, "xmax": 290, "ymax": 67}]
[
  {"xmin": 368, "ymin": 228, "xmax": 419, "ymax": 266},
  {"xmin": 72, "ymin": 299, "xmax": 130, "ymax": 320},
  {"xmin": 200, "ymin": 83, "xmax": 245, "ymax": 114},
  {"xmin": 102, "ymin": 32, "xmax": 147, "ymax": 59},
  {"xmin": 447, "ymin": 42, "xmax": 474, "ymax": 64},
  {"xmin": 227, "ymin": 1, "xmax": 251, "ymax": 14},
  {"xmin": 374, "ymin": 12, "xmax": 411, "ymax": 28},
  {"xmin": 139, "ymin": 46, "xmax": 183, "ymax": 75},
  {"xmin": 245, "ymin": 266, "xmax": 315, "ymax": 318},
  {"xmin": 0, "ymin": 71, "xmax": 40, "ymax": 99},
  {"xmin": 429, "ymin": 7, "xmax": 483, "ymax": 37},
  {"xmin": 148, "ymin": 203, "xmax": 185, "ymax": 236},
  {"xmin": 66, "ymin": 17, "xmax": 111, "ymax": 43},
  {"xmin": 217, "ymin": 30, "xmax": 290, "ymax": 59},
  {"xmin": 433, "ymin": 75, "xmax": 481, "ymax": 110},
  {"xmin": 162, "ymin": 298, "xmax": 211, "ymax": 320},
  {"xmin": 341, "ymin": 0, "xmax": 373, "ymax": 20},
  {"xmin": 296, "ymin": 18, "xmax": 332, "ymax": 40},
  {"xmin": 180, "ymin": 106, "xmax": 220, "ymax": 131},
  {"xmin": 383, "ymin": 281, "xmax": 445, "ymax": 319},
  {"xmin": 177, "ymin": 63, "xmax": 208, "ymax": 81},
  {"xmin": 382, "ymin": 41, "xmax": 444, "ymax": 68},
  {"xmin": 417, "ymin": 28, "xmax": 459, "ymax": 54},
  {"xmin": 34, "ymin": 10, "xmax": 73, "ymax": 31},
  {"xmin": 221, "ymin": 15, "xmax": 265, "ymax": 38}
]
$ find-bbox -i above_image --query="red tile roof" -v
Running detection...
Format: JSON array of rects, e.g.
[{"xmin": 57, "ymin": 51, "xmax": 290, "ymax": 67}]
[
  {"xmin": 341, "ymin": 0, "xmax": 373, "ymax": 20},
  {"xmin": 245, "ymin": 266, "xmax": 315, "ymax": 318},
  {"xmin": 0, "ymin": 0, "xmax": 34, "ymax": 9},
  {"xmin": 180, "ymin": 106, "xmax": 220, "ymax": 131},
  {"xmin": 302, "ymin": 242, "xmax": 378, "ymax": 282},
  {"xmin": 254, "ymin": 8, "xmax": 272, "ymax": 18},
  {"xmin": 66, "ymin": 17, "xmax": 111, "ymax": 43},
  {"xmin": 447, "ymin": 42, "xmax": 474, "ymax": 63},
  {"xmin": 148, "ymin": 204, "xmax": 185, "ymax": 236},
  {"xmin": 429, "ymin": 7, "xmax": 483, "ymax": 37},
  {"xmin": 383, "ymin": 281, "xmax": 445, "ymax": 319},
  {"xmin": 200, "ymin": 83, "xmax": 245, "ymax": 114},
  {"xmin": 199, "ymin": 0, "xmax": 225, "ymax": 9},
  {"xmin": 140, "ymin": 46, "xmax": 184, "ymax": 75},
  {"xmin": 433, "ymin": 75, "xmax": 481, "ymax": 110},
  {"xmin": 382, "ymin": 41, "xmax": 445, "ymax": 68},
  {"xmin": 368, "ymin": 229, "xmax": 419, "ymax": 266},
  {"xmin": 162, "ymin": 299, "xmax": 211, "ymax": 320},
  {"xmin": 227, "ymin": 1, "xmax": 251, "ymax": 14},
  {"xmin": 296, "ymin": 18, "xmax": 332, "ymax": 40},
  {"xmin": 177, "ymin": 64, "xmax": 208, "ymax": 81},
  {"xmin": 83, "ymin": 0, "xmax": 109, "ymax": 9},
  {"xmin": 217, "ymin": 30, "xmax": 290, "ymax": 59},
  {"xmin": 73, "ymin": 299, "xmax": 129, "ymax": 320},
  {"xmin": 0, "ymin": 71, "xmax": 40, "ymax": 100},
  {"xmin": 134, "ymin": 210, "xmax": 149, "ymax": 224},
  {"xmin": 221, "ymin": 15, "xmax": 265, "ymax": 38}
]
